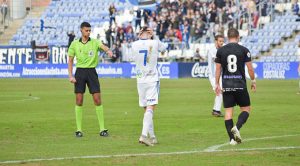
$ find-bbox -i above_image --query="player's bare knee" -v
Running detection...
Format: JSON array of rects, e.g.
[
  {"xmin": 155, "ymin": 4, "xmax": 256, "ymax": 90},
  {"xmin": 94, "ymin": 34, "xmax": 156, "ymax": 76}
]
[
  {"xmin": 240, "ymin": 106, "xmax": 251, "ymax": 113},
  {"xmin": 76, "ymin": 98, "xmax": 83, "ymax": 105},
  {"xmin": 93, "ymin": 99, "xmax": 101, "ymax": 105}
]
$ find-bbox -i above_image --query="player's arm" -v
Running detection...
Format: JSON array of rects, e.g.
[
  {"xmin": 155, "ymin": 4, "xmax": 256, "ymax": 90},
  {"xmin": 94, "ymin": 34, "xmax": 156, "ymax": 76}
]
[
  {"xmin": 298, "ymin": 62, "xmax": 300, "ymax": 73},
  {"xmin": 215, "ymin": 63, "xmax": 222, "ymax": 96},
  {"xmin": 214, "ymin": 50, "xmax": 222, "ymax": 95},
  {"xmin": 68, "ymin": 56, "xmax": 76, "ymax": 83},
  {"xmin": 246, "ymin": 61, "xmax": 256, "ymax": 92},
  {"xmin": 99, "ymin": 42, "xmax": 114, "ymax": 58},
  {"xmin": 68, "ymin": 42, "xmax": 76, "ymax": 83},
  {"xmin": 207, "ymin": 50, "xmax": 213, "ymax": 79}
]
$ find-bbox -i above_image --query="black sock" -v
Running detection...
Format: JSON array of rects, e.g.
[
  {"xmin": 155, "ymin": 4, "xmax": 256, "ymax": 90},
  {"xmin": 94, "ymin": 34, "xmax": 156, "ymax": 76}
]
[
  {"xmin": 236, "ymin": 111, "xmax": 249, "ymax": 130},
  {"xmin": 225, "ymin": 119, "xmax": 234, "ymax": 141}
]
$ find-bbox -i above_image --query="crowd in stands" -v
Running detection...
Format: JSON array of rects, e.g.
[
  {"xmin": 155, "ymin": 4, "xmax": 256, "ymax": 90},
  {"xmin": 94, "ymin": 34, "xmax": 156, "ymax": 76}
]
[
  {"xmin": 110, "ymin": 0, "xmax": 273, "ymax": 44},
  {"xmin": 103, "ymin": 0, "xmax": 275, "ymax": 62}
]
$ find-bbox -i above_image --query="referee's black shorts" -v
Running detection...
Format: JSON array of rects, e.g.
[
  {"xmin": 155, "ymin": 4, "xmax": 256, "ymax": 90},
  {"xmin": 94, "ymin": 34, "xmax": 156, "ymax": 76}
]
[
  {"xmin": 223, "ymin": 90, "xmax": 250, "ymax": 108},
  {"xmin": 74, "ymin": 68, "xmax": 100, "ymax": 94}
]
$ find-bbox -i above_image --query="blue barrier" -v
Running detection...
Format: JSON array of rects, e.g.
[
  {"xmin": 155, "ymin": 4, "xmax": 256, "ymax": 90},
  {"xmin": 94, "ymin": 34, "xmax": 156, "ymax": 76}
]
[
  {"xmin": 178, "ymin": 62, "xmax": 299, "ymax": 79},
  {"xmin": 0, "ymin": 63, "xmax": 178, "ymax": 78},
  {"xmin": 0, "ymin": 46, "xmax": 298, "ymax": 79}
]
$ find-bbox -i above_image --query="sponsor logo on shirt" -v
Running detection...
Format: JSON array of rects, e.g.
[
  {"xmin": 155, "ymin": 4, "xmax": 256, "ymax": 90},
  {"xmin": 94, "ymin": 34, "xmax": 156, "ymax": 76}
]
[
  {"xmin": 89, "ymin": 50, "xmax": 94, "ymax": 57},
  {"xmin": 147, "ymin": 99, "xmax": 156, "ymax": 102}
]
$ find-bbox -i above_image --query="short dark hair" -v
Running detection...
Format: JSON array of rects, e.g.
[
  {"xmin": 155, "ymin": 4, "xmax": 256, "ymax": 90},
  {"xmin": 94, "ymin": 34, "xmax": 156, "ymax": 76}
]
[
  {"xmin": 141, "ymin": 26, "xmax": 149, "ymax": 32},
  {"xmin": 227, "ymin": 28, "xmax": 239, "ymax": 38},
  {"xmin": 80, "ymin": 22, "xmax": 91, "ymax": 28},
  {"xmin": 215, "ymin": 34, "xmax": 224, "ymax": 41}
]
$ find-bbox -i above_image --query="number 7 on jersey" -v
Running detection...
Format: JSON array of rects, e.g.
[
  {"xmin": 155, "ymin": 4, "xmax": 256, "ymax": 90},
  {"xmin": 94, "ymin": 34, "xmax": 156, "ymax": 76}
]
[{"xmin": 139, "ymin": 50, "xmax": 148, "ymax": 66}]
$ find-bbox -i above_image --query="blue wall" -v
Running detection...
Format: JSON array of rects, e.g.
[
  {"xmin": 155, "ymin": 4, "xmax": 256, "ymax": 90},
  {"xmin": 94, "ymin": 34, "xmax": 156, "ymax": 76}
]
[{"xmin": 0, "ymin": 46, "xmax": 298, "ymax": 79}]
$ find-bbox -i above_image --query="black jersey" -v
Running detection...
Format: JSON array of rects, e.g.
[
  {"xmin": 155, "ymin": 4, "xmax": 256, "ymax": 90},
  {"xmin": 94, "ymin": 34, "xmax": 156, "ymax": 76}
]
[{"xmin": 215, "ymin": 43, "xmax": 251, "ymax": 92}]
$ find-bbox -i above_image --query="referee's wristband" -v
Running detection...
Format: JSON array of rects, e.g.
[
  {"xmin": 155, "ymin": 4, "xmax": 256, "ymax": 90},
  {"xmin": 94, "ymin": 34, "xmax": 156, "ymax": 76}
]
[{"xmin": 251, "ymin": 79, "xmax": 256, "ymax": 84}]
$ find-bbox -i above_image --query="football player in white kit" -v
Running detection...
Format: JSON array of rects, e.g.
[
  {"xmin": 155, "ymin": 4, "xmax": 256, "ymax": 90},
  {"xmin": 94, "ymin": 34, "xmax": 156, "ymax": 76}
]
[
  {"xmin": 132, "ymin": 26, "xmax": 168, "ymax": 146},
  {"xmin": 207, "ymin": 35, "xmax": 225, "ymax": 117}
]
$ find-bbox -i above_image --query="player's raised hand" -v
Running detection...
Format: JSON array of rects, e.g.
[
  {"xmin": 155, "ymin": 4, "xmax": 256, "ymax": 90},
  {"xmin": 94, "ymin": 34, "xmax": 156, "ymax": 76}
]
[{"xmin": 69, "ymin": 76, "xmax": 76, "ymax": 83}]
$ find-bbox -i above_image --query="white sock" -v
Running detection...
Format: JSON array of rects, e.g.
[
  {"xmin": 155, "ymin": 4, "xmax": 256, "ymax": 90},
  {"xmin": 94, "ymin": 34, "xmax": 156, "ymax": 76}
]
[
  {"xmin": 142, "ymin": 109, "xmax": 153, "ymax": 137},
  {"xmin": 213, "ymin": 94, "xmax": 223, "ymax": 111},
  {"xmin": 148, "ymin": 116, "xmax": 155, "ymax": 138}
]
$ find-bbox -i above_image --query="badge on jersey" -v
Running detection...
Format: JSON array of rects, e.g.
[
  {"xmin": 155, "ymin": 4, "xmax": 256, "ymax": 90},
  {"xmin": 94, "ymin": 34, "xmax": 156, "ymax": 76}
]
[
  {"xmin": 89, "ymin": 50, "xmax": 94, "ymax": 57},
  {"xmin": 136, "ymin": 69, "xmax": 144, "ymax": 78},
  {"xmin": 247, "ymin": 52, "xmax": 251, "ymax": 58}
]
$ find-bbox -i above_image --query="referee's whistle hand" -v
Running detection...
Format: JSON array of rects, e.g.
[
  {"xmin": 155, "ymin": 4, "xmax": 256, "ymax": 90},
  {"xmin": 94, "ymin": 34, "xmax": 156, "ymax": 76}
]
[{"xmin": 106, "ymin": 50, "xmax": 114, "ymax": 57}]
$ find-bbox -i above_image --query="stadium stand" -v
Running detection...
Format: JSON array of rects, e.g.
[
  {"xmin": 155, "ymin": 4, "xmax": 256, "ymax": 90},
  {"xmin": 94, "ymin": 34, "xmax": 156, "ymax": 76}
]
[{"xmin": 4, "ymin": 0, "xmax": 300, "ymax": 63}]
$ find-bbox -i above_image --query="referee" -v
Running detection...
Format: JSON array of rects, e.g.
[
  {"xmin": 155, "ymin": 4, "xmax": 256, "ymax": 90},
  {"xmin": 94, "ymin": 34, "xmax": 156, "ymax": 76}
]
[
  {"xmin": 215, "ymin": 28, "xmax": 256, "ymax": 145},
  {"xmin": 68, "ymin": 22, "xmax": 113, "ymax": 137}
]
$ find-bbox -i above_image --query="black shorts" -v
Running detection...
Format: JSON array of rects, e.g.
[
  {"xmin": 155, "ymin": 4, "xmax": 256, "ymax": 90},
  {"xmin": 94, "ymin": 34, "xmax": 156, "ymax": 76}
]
[
  {"xmin": 74, "ymin": 68, "xmax": 100, "ymax": 94},
  {"xmin": 223, "ymin": 90, "xmax": 250, "ymax": 108}
]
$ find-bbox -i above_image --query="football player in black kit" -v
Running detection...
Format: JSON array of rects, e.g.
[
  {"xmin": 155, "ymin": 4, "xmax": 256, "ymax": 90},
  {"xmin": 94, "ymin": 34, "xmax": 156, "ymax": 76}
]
[{"xmin": 214, "ymin": 28, "xmax": 256, "ymax": 145}]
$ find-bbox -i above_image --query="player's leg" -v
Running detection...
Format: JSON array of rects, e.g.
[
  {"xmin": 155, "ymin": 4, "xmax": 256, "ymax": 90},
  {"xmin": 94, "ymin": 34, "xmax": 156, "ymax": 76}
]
[
  {"xmin": 231, "ymin": 90, "xmax": 251, "ymax": 143},
  {"xmin": 146, "ymin": 82, "xmax": 159, "ymax": 141},
  {"xmin": 93, "ymin": 92, "xmax": 108, "ymax": 136},
  {"xmin": 210, "ymin": 76, "xmax": 223, "ymax": 116},
  {"xmin": 212, "ymin": 94, "xmax": 223, "ymax": 117},
  {"xmin": 87, "ymin": 69, "xmax": 108, "ymax": 136},
  {"xmin": 74, "ymin": 68, "xmax": 86, "ymax": 137},
  {"xmin": 75, "ymin": 93, "xmax": 84, "ymax": 137},
  {"xmin": 224, "ymin": 107, "xmax": 235, "ymax": 142},
  {"xmin": 146, "ymin": 105, "xmax": 158, "ymax": 144},
  {"xmin": 138, "ymin": 83, "xmax": 153, "ymax": 146},
  {"xmin": 223, "ymin": 92, "xmax": 236, "ymax": 144},
  {"xmin": 236, "ymin": 90, "xmax": 251, "ymax": 131}
]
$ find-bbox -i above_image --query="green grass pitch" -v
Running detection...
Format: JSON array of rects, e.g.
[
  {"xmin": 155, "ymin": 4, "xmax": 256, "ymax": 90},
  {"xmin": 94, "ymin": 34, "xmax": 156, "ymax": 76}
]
[{"xmin": 0, "ymin": 78, "xmax": 299, "ymax": 165}]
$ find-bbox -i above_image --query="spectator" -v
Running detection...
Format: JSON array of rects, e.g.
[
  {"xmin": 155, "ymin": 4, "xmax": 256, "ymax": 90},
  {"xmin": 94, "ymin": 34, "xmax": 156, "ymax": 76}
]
[
  {"xmin": 135, "ymin": 8, "xmax": 142, "ymax": 30},
  {"xmin": 116, "ymin": 28, "xmax": 125, "ymax": 44},
  {"xmin": 40, "ymin": 19, "xmax": 44, "ymax": 32},
  {"xmin": 193, "ymin": 48, "xmax": 205, "ymax": 62},
  {"xmin": 105, "ymin": 26, "xmax": 114, "ymax": 47},
  {"xmin": 109, "ymin": 4, "xmax": 117, "ymax": 25},
  {"xmin": 111, "ymin": 43, "xmax": 121, "ymax": 62},
  {"xmin": 181, "ymin": 20, "xmax": 190, "ymax": 49},
  {"xmin": 67, "ymin": 31, "xmax": 76, "ymax": 48},
  {"xmin": 125, "ymin": 27, "xmax": 135, "ymax": 42},
  {"xmin": 190, "ymin": 21, "xmax": 197, "ymax": 42},
  {"xmin": 0, "ymin": 0, "xmax": 8, "ymax": 25},
  {"xmin": 143, "ymin": 9, "xmax": 151, "ymax": 25},
  {"xmin": 125, "ymin": 21, "xmax": 133, "ymax": 34},
  {"xmin": 292, "ymin": 0, "xmax": 299, "ymax": 15}
]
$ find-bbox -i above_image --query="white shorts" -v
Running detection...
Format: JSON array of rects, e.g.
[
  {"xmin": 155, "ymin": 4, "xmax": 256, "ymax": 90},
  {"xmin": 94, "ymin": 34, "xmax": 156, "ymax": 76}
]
[{"xmin": 137, "ymin": 81, "xmax": 160, "ymax": 107}]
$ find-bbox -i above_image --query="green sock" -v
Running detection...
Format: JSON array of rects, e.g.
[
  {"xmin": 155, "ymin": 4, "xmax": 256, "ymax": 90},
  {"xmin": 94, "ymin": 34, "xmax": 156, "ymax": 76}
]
[
  {"xmin": 75, "ymin": 105, "xmax": 83, "ymax": 131},
  {"xmin": 96, "ymin": 105, "xmax": 105, "ymax": 131}
]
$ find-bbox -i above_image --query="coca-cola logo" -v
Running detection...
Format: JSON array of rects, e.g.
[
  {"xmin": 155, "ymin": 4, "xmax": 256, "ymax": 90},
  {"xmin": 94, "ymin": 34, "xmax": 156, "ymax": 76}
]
[{"xmin": 191, "ymin": 63, "xmax": 209, "ymax": 78}]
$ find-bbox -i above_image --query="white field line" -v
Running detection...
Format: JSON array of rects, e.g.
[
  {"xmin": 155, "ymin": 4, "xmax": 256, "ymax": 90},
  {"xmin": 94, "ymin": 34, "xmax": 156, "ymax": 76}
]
[
  {"xmin": 0, "ymin": 96, "xmax": 40, "ymax": 102},
  {"xmin": 204, "ymin": 134, "xmax": 300, "ymax": 152},
  {"xmin": 0, "ymin": 134, "xmax": 299, "ymax": 164}
]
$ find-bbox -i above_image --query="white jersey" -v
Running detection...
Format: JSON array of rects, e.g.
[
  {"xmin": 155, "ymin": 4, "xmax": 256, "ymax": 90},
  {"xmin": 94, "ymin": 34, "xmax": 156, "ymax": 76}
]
[
  {"xmin": 207, "ymin": 44, "xmax": 218, "ymax": 80},
  {"xmin": 132, "ymin": 39, "xmax": 167, "ymax": 83}
]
